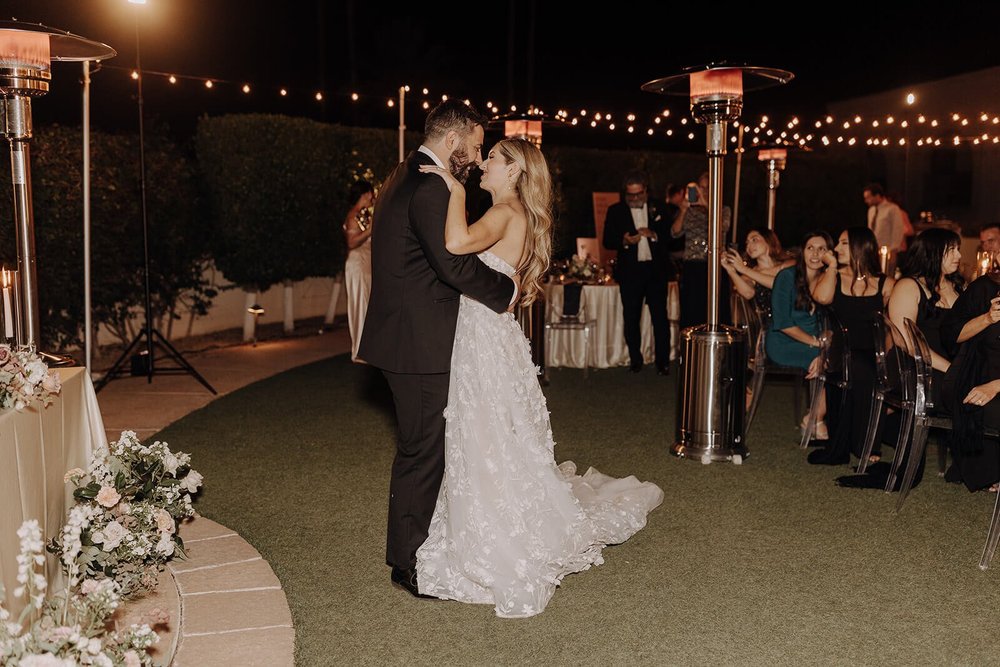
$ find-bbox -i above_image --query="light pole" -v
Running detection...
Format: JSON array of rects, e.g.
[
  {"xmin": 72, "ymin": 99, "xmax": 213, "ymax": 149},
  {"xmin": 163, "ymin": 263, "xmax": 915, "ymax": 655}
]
[
  {"xmin": 642, "ymin": 64, "xmax": 793, "ymax": 464},
  {"xmin": 96, "ymin": 0, "xmax": 216, "ymax": 394}
]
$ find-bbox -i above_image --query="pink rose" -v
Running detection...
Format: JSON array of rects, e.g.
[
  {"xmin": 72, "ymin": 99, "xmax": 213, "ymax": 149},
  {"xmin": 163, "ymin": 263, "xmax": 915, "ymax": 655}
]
[
  {"xmin": 0, "ymin": 346, "xmax": 11, "ymax": 365},
  {"xmin": 124, "ymin": 651, "xmax": 142, "ymax": 667},
  {"xmin": 96, "ymin": 486, "xmax": 121, "ymax": 508},
  {"xmin": 154, "ymin": 509, "xmax": 175, "ymax": 534}
]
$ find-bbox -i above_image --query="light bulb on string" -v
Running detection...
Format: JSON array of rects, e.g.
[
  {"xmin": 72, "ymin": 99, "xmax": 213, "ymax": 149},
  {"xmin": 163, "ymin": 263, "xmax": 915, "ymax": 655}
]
[
  {"xmin": 422, "ymin": 88, "xmax": 429, "ymax": 95},
  {"xmin": 388, "ymin": 99, "xmax": 395, "ymax": 107},
  {"xmin": 351, "ymin": 92, "xmax": 359, "ymax": 101},
  {"xmin": 666, "ymin": 129, "xmax": 673, "ymax": 136},
  {"xmin": 590, "ymin": 121, "xmax": 597, "ymax": 128},
  {"xmin": 662, "ymin": 109, "xmax": 670, "ymax": 117},
  {"xmin": 843, "ymin": 121, "xmax": 850, "ymax": 129},
  {"xmin": 654, "ymin": 117, "xmax": 661, "ymax": 124},
  {"xmin": 280, "ymin": 88, "xmax": 287, "ymax": 96},
  {"xmin": 687, "ymin": 132, "xmax": 695, "ymax": 140},
  {"xmin": 422, "ymin": 101, "xmax": 429, "ymax": 109},
  {"xmin": 404, "ymin": 85, "xmax": 410, "ymax": 92},
  {"xmin": 242, "ymin": 84, "xmax": 250, "ymax": 94},
  {"xmin": 886, "ymin": 116, "xmax": 894, "ymax": 124},
  {"xmin": 131, "ymin": 70, "xmax": 139, "ymax": 80},
  {"xmin": 680, "ymin": 118, "xmax": 688, "ymax": 125},
  {"xmin": 571, "ymin": 118, "xmax": 578, "ymax": 125},
  {"xmin": 826, "ymin": 115, "xmax": 834, "ymax": 124},
  {"xmin": 595, "ymin": 113, "xmax": 602, "ymax": 121},
  {"xmin": 581, "ymin": 109, "xmax": 588, "ymax": 116},
  {"xmin": 609, "ymin": 123, "xmax": 615, "ymax": 130},
  {"xmin": 204, "ymin": 80, "xmax": 213, "ymax": 89},
  {"xmin": 315, "ymin": 92, "xmax": 323, "ymax": 101},
  {"xmin": 872, "ymin": 120, "xmax": 879, "ymax": 127},
  {"xmin": 647, "ymin": 129, "xmax": 653, "ymax": 136},
  {"xmin": 918, "ymin": 115, "xmax": 926, "ymax": 123},
  {"xmin": 962, "ymin": 118, "xmax": 969, "ymax": 126},
  {"xmin": 168, "ymin": 75, "xmax": 177, "ymax": 84},
  {"xmin": 627, "ymin": 113, "xmax": 635, "ymax": 122},
  {"xmin": 931, "ymin": 119, "xmax": 939, "ymax": 127},
  {"xmin": 854, "ymin": 115, "xmax": 862, "ymax": 123},
  {"xmin": 848, "ymin": 138, "xmax": 857, "ymax": 145},
  {"xmin": 901, "ymin": 120, "xmax": 908, "ymax": 128},
  {"xmin": 952, "ymin": 113, "xmax": 960, "ymax": 121}
]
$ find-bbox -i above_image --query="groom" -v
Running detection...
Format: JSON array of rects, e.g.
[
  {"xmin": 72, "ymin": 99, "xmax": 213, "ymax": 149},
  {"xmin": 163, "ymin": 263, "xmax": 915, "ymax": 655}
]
[{"xmin": 358, "ymin": 100, "xmax": 516, "ymax": 598}]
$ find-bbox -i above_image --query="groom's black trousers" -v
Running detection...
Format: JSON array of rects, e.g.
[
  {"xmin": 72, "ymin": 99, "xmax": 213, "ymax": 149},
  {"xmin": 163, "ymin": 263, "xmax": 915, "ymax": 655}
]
[{"xmin": 382, "ymin": 370, "xmax": 449, "ymax": 571}]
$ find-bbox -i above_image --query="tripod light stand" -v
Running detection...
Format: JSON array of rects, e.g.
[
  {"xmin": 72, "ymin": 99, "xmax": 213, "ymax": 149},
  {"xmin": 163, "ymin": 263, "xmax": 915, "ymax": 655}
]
[{"xmin": 95, "ymin": 2, "xmax": 215, "ymax": 394}]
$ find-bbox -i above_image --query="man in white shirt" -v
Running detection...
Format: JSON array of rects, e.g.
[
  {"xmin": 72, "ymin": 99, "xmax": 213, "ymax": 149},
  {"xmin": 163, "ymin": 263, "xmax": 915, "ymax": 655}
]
[
  {"xmin": 863, "ymin": 183, "xmax": 904, "ymax": 275},
  {"xmin": 602, "ymin": 172, "xmax": 674, "ymax": 374}
]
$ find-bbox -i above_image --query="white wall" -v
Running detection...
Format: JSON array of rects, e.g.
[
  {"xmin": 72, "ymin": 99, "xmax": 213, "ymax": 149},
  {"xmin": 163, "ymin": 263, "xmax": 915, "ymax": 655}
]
[{"xmin": 94, "ymin": 268, "xmax": 346, "ymax": 346}]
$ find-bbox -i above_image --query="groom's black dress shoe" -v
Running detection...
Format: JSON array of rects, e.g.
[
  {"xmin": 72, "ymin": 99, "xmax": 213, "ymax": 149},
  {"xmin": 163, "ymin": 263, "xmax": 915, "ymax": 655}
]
[
  {"xmin": 629, "ymin": 362, "xmax": 642, "ymax": 373},
  {"xmin": 390, "ymin": 567, "xmax": 435, "ymax": 600}
]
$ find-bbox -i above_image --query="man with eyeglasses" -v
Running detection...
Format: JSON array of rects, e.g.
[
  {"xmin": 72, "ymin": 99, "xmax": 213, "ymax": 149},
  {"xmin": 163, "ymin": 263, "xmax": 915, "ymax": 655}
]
[{"xmin": 602, "ymin": 171, "xmax": 674, "ymax": 374}]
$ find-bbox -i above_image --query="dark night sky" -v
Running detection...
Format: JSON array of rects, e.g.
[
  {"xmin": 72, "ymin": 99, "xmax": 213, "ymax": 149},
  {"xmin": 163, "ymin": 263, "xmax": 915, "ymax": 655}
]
[{"xmin": 6, "ymin": 1, "xmax": 1000, "ymax": 148}]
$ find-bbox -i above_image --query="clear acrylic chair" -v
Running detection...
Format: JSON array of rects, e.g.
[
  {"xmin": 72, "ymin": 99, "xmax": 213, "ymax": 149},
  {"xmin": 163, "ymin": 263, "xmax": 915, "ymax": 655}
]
[
  {"xmin": 858, "ymin": 315, "xmax": 914, "ymax": 478},
  {"xmin": 735, "ymin": 296, "xmax": 807, "ymax": 435},
  {"xmin": 543, "ymin": 284, "xmax": 596, "ymax": 381},
  {"xmin": 895, "ymin": 317, "xmax": 953, "ymax": 511},
  {"xmin": 799, "ymin": 311, "xmax": 847, "ymax": 449},
  {"xmin": 881, "ymin": 317, "xmax": 919, "ymax": 494}
]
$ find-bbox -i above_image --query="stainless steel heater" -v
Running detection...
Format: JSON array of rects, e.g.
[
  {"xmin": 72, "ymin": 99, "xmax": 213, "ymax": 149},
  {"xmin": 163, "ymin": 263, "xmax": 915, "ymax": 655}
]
[
  {"xmin": 642, "ymin": 64, "xmax": 793, "ymax": 464},
  {"xmin": 0, "ymin": 21, "xmax": 115, "ymax": 351}
]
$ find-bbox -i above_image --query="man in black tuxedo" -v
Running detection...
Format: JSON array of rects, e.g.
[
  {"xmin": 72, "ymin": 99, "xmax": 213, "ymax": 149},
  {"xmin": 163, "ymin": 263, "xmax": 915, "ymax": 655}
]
[
  {"xmin": 358, "ymin": 101, "xmax": 516, "ymax": 598},
  {"xmin": 602, "ymin": 171, "xmax": 674, "ymax": 375}
]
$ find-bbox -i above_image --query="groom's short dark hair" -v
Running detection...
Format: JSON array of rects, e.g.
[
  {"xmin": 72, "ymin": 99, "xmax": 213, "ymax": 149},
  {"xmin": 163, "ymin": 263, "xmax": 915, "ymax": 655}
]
[{"xmin": 425, "ymin": 100, "xmax": 488, "ymax": 141}]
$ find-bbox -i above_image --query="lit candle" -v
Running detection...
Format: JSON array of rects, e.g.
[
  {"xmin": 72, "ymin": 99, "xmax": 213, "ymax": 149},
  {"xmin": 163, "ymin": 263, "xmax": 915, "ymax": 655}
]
[
  {"xmin": 2, "ymin": 270, "xmax": 13, "ymax": 340},
  {"xmin": 879, "ymin": 246, "xmax": 888, "ymax": 274}
]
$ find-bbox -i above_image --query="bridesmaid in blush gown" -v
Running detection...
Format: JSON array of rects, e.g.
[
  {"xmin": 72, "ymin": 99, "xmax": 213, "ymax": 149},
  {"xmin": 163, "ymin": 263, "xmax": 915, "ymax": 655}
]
[{"xmin": 342, "ymin": 179, "xmax": 375, "ymax": 362}]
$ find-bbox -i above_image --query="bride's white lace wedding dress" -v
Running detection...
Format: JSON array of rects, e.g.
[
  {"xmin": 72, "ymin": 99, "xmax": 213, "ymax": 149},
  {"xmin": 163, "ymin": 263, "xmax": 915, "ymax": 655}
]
[{"xmin": 416, "ymin": 251, "xmax": 664, "ymax": 618}]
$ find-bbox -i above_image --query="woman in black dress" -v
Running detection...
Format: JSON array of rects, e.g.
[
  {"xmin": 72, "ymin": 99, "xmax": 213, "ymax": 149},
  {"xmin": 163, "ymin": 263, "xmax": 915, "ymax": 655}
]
[
  {"xmin": 808, "ymin": 227, "xmax": 894, "ymax": 465},
  {"xmin": 837, "ymin": 228, "xmax": 963, "ymax": 488},
  {"xmin": 940, "ymin": 271, "xmax": 1000, "ymax": 491}
]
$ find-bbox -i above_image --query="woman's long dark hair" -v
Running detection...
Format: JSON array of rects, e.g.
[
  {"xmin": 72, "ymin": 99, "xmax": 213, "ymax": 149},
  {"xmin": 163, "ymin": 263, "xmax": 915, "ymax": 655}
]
[
  {"xmin": 845, "ymin": 226, "xmax": 883, "ymax": 294},
  {"xmin": 745, "ymin": 227, "xmax": 786, "ymax": 268},
  {"xmin": 348, "ymin": 179, "xmax": 374, "ymax": 208},
  {"xmin": 795, "ymin": 231, "xmax": 834, "ymax": 311},
  {"xmin": 899, "ymin": 227, "xmax": 965, "ymax": 304}
]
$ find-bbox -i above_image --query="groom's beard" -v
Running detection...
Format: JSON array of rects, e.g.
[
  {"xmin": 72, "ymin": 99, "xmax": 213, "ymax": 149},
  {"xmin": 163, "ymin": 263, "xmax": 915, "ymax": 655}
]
[{"xmin": 449, "ymin": 145, "xmax": 476, "ymax": 184}]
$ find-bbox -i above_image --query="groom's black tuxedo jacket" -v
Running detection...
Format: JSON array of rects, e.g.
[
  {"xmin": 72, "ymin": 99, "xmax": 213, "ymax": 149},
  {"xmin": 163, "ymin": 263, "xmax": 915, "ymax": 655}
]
[{"xmin": 358, "ymin": 150, "xmax": 515, "ymax": 374}]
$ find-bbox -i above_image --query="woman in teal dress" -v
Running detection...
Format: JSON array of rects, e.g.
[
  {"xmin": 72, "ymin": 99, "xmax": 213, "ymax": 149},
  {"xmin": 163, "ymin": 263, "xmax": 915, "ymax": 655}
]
[
  {"xmin": 767, "ymin": 231, "xmax": 834, "ymax": 437},
  {"xmin": 767, "ymin": 231, "xmax": 832, "ymax": 369}
]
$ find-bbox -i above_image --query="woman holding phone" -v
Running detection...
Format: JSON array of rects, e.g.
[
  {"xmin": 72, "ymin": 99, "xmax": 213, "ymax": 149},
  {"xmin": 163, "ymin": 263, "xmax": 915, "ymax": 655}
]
[{"xmin": 671, "ymin": 172, "xmax": 732, "ymax": 329}]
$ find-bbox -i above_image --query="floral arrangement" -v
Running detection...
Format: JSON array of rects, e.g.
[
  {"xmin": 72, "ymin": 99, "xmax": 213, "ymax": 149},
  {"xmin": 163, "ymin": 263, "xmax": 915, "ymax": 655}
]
[
  {"xmin": 0, "ymin": 345, "xmax": 61, "ymax": 412},
  {"xmin": 1, "ymin": 520, "xmax": 159, "ymax": 666},
  {"xmin": 549, "ymin": 254, "xmax": 607, "ymax": 284},
  {"xmin": 50, "ymin": 431, "xmax": 203, "ymax": 598}
]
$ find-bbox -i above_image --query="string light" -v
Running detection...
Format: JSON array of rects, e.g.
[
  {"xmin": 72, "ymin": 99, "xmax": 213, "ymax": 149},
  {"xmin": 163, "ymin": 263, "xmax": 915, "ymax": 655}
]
[
  {"xmin": 906, "ymin": 92, "xmax": 916, "ymax": 105},
  {"xmin": 99, "ymin": 67, "xmax": 1000, "ymax": 151},
  {"xmin": 687, "ymin": 132, "xmax": 695, "ymax": 140}
]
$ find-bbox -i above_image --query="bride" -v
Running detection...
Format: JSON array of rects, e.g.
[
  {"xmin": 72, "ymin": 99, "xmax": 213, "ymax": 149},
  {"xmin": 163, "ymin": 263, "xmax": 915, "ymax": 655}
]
[{"xmin": 416, "ymin": 138, "xmax": 663, "ymax": 618}]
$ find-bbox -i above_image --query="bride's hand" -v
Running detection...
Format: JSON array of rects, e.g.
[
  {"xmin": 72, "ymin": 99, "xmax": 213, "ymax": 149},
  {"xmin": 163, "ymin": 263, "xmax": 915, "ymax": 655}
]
[{"xmin": 418, "ymin": 165, "xmax": 463, "ymax": 193}]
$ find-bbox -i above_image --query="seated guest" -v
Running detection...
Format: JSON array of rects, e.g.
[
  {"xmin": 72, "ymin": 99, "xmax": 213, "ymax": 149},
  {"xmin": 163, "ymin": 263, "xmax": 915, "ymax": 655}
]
[
  {"xmin": 940, "ymin": 270, "xmax": 1000, "ymax": 492},
  {"xmin": 838, "ymin": 228, "xmax": 964, "ymax": 489},
  {"xmin": 767, "ymin": 231, "xmax": 834, "ymax": 438},
  {"xmin": 808, "ymin": 227, "xmax": 893, "ymax": 465},
  {"xmin": 722, "ymin": 227, "xmax": 793, "ymax": 321}
]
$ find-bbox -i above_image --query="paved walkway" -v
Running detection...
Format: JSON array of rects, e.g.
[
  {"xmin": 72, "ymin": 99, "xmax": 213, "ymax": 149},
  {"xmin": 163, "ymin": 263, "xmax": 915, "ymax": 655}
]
[{"xmin": 96, "ymin": 327, "xmax": 351, "ymax": 666}]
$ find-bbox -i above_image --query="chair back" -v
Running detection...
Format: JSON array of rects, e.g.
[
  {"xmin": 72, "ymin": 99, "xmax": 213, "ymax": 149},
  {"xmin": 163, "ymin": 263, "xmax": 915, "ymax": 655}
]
[
  {"xmin": 884, "ymin": 315, "xmax": 916, "ymax": 409},
  {"xmin": 903, "ymin": 317, "xmax": 934, "ymax": 414}
]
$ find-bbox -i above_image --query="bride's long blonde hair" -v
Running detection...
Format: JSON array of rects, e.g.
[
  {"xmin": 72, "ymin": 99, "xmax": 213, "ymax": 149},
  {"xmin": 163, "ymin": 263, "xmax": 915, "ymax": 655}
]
[{"xmin": 496, "ymin": 138, "xmax": 552, "ymax": 306}]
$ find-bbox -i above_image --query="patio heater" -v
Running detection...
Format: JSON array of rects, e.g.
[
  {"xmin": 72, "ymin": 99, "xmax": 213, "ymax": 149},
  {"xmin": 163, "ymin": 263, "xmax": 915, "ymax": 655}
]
[
  {"xmin": 0, "ymin": 22, "xmax": 115, "ymax": 353},
  {"xmin": 758, "ymin": 146, "xmax": 787, "ymax": 231},
  {"xmin": 642, "ymin": 64, "xmax": 792, "ymax": 464}
]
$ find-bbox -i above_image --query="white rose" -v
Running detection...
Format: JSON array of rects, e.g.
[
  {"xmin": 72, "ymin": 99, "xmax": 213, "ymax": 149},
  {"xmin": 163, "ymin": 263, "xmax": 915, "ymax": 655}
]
[
  {"xmin": 24, "ymin": 360, "xmax": 48, "ymax": 383},
  {"xmin": 123, "ymin": 651, "xmax": 142, "ymax": 667},
  {"xmin": 100, "ymin": 521, "xmax": 128, "ymax": 551},
  {"xmin": 154, "ymin": 532, "xmax": 175, "ymax": 557},
  {"xmin": 181, "ymin": 470, "xmax": 203, "ymax": 493},
  {"xmin": 163, "ymin": 452, "xmax": 180, "ymax": 476},
  {"xmin": 87, "ymin": 637, "xmax": 102, "ymax": 654}
]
